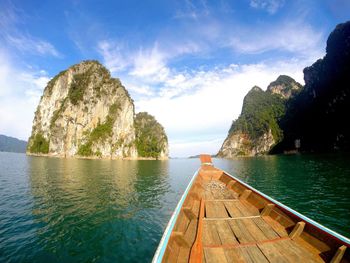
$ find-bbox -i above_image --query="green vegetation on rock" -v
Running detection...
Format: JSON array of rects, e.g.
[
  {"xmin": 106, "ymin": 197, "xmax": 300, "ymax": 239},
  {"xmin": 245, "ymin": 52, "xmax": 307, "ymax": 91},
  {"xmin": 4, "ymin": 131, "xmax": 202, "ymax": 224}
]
[
  {"xmin": 50, "ymin": 98, "xmax": 67, "ymax": 128},
  {"xmin": 78, "ymin": 102, "xmax": 121, "ymax": 156},
  {"xmin": 28, "ymin": 59, "xmax": 167, "ymax": 159},
  {"xmin": 90, "ymin": 103, "xmax": 120, "ymax": 141},
  {"xmin": 29, "ymin": 133, "xmax": 49, "ymax": 154},
  {"xmin": 229, "ymin": 86, "xmax": 285, "ymax": 143},
  {"xmin": 45, "ymin": 70, "xmax": 67, "ymax": 95},
  {"xmin": 272, "ymin": 21, "xmax": 350, "ymax": 153},
  {"xmin": 68, "ymin": 72, "xmax": 91, "ymax": 105},
  {"xmin": 218, "ymin": 75, "xmax": 302, "ymax": 157},
  {"xmin": 135, "ymin": 112, "xmax": 168, "ymax": 158},
  {"xmin": 221, "ymin": 21, "xmax": 350, "ymax": 156},
  {"xmin": 77, "ymin": 141, "xmax": 93, "ymax": 156},
  {"xmin": 66, "ymin": 60, "xmax": 128, "ymax": 105}
]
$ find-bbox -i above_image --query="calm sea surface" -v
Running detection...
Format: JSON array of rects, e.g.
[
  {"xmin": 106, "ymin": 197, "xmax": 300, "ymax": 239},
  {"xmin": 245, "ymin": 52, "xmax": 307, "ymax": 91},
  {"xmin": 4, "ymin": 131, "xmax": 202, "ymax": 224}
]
[{"xmin": 0, "ymin": 152, "xmax": 349, "ymax": 262}]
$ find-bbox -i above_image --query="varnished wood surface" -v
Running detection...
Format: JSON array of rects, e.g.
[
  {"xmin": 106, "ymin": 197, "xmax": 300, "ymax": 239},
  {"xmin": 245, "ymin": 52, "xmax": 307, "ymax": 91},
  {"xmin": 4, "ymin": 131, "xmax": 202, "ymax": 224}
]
[
  {"xmin": 159, "ymin": 158, "xmax": 350, "ymax": 263},
  {"xmin": 200, "ymin": 177, "xmax": 324, "ymax": 262}
]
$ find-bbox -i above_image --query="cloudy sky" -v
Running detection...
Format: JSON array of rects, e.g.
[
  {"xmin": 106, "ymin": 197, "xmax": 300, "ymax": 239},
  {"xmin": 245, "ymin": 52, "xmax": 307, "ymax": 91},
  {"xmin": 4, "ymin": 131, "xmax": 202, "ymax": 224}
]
[{"xmin": 0, "ymin": 0, "xmax": 349, "ymax": 157}]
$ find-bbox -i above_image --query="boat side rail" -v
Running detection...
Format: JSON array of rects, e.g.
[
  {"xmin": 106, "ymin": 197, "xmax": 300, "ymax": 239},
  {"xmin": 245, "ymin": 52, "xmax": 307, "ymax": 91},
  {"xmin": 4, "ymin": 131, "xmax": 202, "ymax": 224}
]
[{"xmin": 221, "ymin": 169, "xmax": 350, "ymax": 247}]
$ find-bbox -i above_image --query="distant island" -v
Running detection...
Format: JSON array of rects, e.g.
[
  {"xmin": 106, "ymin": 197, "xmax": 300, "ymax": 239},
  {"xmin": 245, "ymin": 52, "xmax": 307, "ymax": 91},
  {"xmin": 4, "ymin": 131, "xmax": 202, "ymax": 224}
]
[
  {"xmin": 27, "ymin": 60, "xmax": 168, "ymax": 160},
  {"xmin": 218, "ymin": 20, "xmax": 350, "ymax": 157},
  {"xmin": 0, "ymin": 135, "xmax": 27, "ymax": 153}
]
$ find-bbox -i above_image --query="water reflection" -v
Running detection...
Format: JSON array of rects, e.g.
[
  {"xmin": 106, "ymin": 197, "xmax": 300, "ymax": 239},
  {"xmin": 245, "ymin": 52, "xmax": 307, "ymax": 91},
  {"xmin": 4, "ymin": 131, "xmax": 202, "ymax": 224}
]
[
  {"xmin": 133, "ymin": 160, "xmax": 170, "ymax": 207},
  {"xmin": 1, "ymin": 153, "xmax": 349, "ymax": 262},
  {"xmin": 28, "ymin": 157, "xmax": 170, "ymax": 262}
]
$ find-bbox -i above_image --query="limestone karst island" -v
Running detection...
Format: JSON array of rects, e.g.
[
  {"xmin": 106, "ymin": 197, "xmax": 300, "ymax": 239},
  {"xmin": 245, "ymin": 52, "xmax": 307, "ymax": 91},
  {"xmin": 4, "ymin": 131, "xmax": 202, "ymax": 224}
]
[
  {"xmin": 27, "ymin": 61, "xmax": 168, "ymax": 160},
  {"xmin": 1, "ymin": 1, "xmax": 350, "ymax": 262}
]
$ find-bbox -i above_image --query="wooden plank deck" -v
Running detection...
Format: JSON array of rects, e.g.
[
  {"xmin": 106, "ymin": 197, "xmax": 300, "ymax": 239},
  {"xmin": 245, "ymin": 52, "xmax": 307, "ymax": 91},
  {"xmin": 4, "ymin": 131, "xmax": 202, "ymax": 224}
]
[
  {"xmin": 200, "ymin": 178, "xmax": 325, "ymax": 263},
  {"xmin": 157, "ymin": 156, "xmax": 349, "ymax": 263}
]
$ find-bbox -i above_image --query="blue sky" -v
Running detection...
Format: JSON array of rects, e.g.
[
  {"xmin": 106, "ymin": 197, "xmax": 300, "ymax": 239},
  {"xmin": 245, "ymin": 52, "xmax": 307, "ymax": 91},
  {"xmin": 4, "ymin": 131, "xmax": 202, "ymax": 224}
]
[{"xmin": 0, "ymin": 0, "xmax": 349, "ymax": 157}]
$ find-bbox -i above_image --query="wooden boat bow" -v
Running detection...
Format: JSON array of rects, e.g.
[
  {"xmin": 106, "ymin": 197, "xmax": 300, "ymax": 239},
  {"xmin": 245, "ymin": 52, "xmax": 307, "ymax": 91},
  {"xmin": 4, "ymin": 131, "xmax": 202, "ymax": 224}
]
[{"xmin": 153, "ymin": 154, "xmax": 350, "ymax": 263}]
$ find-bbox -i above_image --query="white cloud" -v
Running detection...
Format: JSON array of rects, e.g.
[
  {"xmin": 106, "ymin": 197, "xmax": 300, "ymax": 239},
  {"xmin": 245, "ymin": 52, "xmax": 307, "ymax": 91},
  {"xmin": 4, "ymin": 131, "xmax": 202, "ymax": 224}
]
[
  {"xmin": 0, "ymin": 52, "xmax": 12, "ymax": 97},
  {"xmin": 250, "ymin": 0, "xmax": 285, "ymax": 14},
  {"xmin": 95, "ymin": 18, "xmax": 324, "ymax": 158},
  {"xmin": 172, "ymin": 6, "xmax": 324, "ymax": 59},
  {"xmin": 125, "ymin": 83, "xmax": 155, "ymax": 97},
  {"xmin": 97, "ymin": 40, "xmax": 130, "ymax": 72},
  {"xmin": 20, "ymin": 73, "xmax": 50, "ymax": 98},
  {"xmin": 130, "ymin": 45, "xmax": 169, "ymax": 79},
  {"xmin": 97, "ymin": 39, "xmax": 201, "ymax": 78},
  {"xmin": 97, "ymin": 40, "xmax": 171, "ymax": 81},
  {"xmin": 229, "ymin": 21, "xmax": 323, "ymax": 56},
  {"xmin": 0, "ymin": 49, "xmax": 49, "ymax": 140},
  {"xmin": 0, "ymin": 1, "xmax": 19, "ymax": 29},
  {"xmin": 171, "ymin": 138, "xmax": 225, "ymax": 158},
  {"xmin": 133, "ymin": 58, "xmax": 315, "ymax": 157},
  {"xmin": 5, "ymin": 35, "xmax": 61, "ymax": 57},
  {"xmin": 0, "ymin": 3, "xmax": 60, "ymax": 57},
  {"xmin": 171, "ymin": 41, "xmax": 201, "ymax": 56},
  {"xmin": 174, "ymin": 0, "xmax": 210, "ymax": 20}
]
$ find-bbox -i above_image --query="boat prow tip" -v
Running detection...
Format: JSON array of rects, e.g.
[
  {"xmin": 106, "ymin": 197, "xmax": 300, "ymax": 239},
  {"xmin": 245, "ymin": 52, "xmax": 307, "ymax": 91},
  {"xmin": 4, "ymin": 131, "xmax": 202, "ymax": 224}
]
[{"xmin": 199, "ymin": 154, "xmax": 213, "ymax": 166}]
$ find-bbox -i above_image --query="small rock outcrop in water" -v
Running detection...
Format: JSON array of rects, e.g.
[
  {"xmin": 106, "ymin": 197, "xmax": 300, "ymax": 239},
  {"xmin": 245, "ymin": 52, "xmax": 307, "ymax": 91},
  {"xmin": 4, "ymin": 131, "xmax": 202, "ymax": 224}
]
[
  {"xmin": 217, "ymin": 76, "xmax": 301, "ymax": 158},
  {"xmin": 134, "ymin": 112, "xmax": 168, "ymax": 159},
  {"xmin": 27, "ymin": 60, "xmax": 168, "ymax": 159}
]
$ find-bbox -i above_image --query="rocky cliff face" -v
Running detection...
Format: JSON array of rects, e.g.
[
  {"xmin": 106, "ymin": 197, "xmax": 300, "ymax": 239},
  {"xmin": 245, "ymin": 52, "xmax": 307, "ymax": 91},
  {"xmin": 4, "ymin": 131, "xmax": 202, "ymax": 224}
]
[
  {"xmin": 27, "ymin": 60, "xmax": 168, "ymax": 159},
  {"xmin": 267, "ymin": 75, "xmax": 302, "ymax": 99},
  {"xmin": 218, "ymin": 129, "xmax": 274, "ymax": 157},
  {"xmin": 219, "ymin": 21, "xmax": 350, "ymax": 156},
  {"xmin": 273, "ymin": 21, "xmax": 350, "ymax": 153},
  {"xmin": 217, "ymin": 76, "xmax": 301, "ymax": 158},
  {"xmin": 134, "ymin": 112, "xmax": 168, "ymax": 159}
]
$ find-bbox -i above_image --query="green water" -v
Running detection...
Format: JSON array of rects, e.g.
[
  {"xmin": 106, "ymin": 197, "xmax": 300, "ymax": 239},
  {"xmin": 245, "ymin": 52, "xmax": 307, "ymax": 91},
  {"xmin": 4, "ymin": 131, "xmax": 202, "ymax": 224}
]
[{"xmin": 0, "ymin": 153, "xmax": 349, "ymax": 262}]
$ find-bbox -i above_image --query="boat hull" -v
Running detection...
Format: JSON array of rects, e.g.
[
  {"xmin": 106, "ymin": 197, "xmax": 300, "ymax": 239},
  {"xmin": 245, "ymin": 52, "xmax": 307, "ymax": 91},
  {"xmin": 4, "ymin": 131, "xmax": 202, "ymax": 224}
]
[{"xmin": 153, "ymin": 155, "xmax": 350, "ymax": 263}]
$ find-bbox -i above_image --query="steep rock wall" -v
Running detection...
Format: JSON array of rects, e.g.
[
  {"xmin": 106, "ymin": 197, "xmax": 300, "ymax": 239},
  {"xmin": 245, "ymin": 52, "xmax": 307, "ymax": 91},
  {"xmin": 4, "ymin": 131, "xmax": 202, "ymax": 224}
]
[
  {"xmin": 218, "ymin": 75, "xmax": 301, "ymax": 158},
  {"xmin": 27, "ymin": 60, "xmax": 137, "ymax": 158}
]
